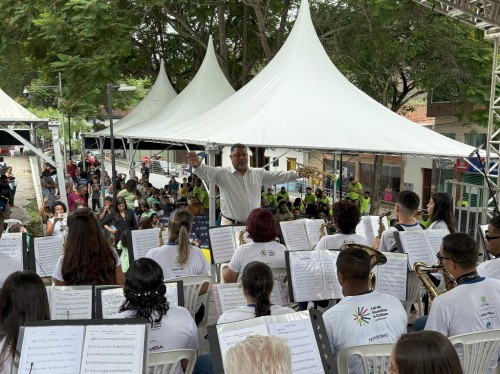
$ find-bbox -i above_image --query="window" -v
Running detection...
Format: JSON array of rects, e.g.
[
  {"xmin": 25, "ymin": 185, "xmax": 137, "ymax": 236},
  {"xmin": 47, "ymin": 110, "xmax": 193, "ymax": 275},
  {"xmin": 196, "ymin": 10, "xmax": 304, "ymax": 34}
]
[
  {"xmin": 464, "ymin": 133, "xmax": 487, "ymax": 148},
  {"xmin": 359, "ymin": 163, "xmax": 401, "ymax": 197}
]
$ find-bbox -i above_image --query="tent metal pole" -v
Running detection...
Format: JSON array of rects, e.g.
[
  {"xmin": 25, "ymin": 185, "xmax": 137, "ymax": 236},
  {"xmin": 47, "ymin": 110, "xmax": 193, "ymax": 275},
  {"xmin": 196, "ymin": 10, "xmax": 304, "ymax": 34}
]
[
  {"xmin": 339, "ymin": 153, "xmax": 343, "ymax": 198},
  {"xmin": 48, "ymin": 121, "xmax": 68, "ymax": 206}
]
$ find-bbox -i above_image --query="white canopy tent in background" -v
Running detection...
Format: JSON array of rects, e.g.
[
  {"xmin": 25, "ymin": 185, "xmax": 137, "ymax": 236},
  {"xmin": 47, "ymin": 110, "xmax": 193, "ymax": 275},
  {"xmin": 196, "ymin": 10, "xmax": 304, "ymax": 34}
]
[
  {"xmin": 116, "ymin": 35, "xmax": 235, "ymax": 139},
  {"xmin": 94, "ymin": 59, "xmax": 177, "ymax": 137},
  {"xmin": 146, "ymin": 0, "xmax": 475, "ymax": 158},
  {"xmin": 0, "ymin": 87, "xmax": 45, "ymax": 125}
]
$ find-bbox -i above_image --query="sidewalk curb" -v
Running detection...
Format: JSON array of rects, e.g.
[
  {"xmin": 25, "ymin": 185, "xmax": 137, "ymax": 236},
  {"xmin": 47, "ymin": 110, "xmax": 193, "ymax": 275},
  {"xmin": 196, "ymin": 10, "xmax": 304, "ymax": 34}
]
[{"xmin": 29, "ymin": 156, "xmax": 43, "ymax": 209}]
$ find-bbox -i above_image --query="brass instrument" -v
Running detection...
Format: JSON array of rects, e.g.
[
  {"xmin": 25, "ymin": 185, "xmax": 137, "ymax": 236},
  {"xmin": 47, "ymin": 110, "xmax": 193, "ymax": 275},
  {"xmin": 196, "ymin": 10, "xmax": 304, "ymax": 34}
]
[
  {"xmin": 414, "ymin": 262, "xmax": 456, "ymax": 301},
  {"xmin": 340, "ymin": 243, "xmax": 387, "ymax": 290},
  {"xmin": 288, "ymin": 158, "xmax": 338, "ymax": 186},
  {"xmin": 238, "ymin": 228, "xmax": 248, "ymax": 245},
  {"xmin": 377, "ymin": 211, "xmax": 392, "ymax": 238},
  {"xmin": 319, "ymin": 219, "xmax": 334, "ymax": 238}
]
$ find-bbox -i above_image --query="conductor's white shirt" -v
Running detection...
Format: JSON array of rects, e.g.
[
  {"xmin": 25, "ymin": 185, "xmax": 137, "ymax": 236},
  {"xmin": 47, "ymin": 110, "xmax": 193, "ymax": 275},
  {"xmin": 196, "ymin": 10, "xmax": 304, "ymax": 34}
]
[{"xmin": 193, "ymin": 163, "xmax": 299, "ymax": 222}]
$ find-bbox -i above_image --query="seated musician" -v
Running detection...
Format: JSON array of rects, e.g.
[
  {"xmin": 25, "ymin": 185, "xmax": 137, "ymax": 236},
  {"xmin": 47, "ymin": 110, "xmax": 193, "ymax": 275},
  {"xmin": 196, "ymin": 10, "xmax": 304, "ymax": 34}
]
[
  {"xmin": 424, "ymin": 233, "xmax": 500, "ymax": 373},
  {"xmin": 478, "ymin": 216, "xmax": 500, "ymax": 280},
  {"xmin": 323, "ymin": 247, "xmax": 407, "ymax": 373},
  {"xmin": 373, "ymin": 190, "xmax": 422, "ymax": 252}
]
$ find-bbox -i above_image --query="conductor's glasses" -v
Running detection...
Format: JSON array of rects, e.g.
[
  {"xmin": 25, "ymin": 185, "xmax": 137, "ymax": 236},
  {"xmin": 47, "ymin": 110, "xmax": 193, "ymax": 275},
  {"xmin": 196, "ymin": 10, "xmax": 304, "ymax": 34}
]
[{"xmin": 485, "ymin": 230, "xmax": 500, "ymax": 242}]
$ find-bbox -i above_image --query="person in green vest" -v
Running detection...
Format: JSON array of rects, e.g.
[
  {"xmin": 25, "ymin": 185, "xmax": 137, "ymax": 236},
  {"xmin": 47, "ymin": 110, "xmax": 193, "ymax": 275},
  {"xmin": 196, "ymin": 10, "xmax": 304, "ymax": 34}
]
[
  {"xmin": 304, "ymin": 186, "xmax": 317, "ymax": 217},
  {"xmin": 262, "ymin": 187, "xmax": 277, "ymax": 207},
  {"xmin": 201, "ymin": 185, "xmax": 210, "ymax": 214},
  {"xmin": 347, "ymin": 176, "xmax": 362, "ymax": 201},
  {"xmin": 360, "ymin": 191, "xmax": 370, "ymax": 215},
  {"xmin": 192, "ymin": 179, "xmax": 203, "ymax": 204},
  {"xmin": 456, "ymin": 195, "xmax": 469, "ymax": 207},
  {"xmin": 276, "ymin": 186, "xmax": 290, "ymax": 203},
  {"xmin": 317, "ymin": 190, "xmax": 330, "ymax": 205},
  {"xmin": 291, "ymin": 197, "xmax": 306, "ymax": 213}
]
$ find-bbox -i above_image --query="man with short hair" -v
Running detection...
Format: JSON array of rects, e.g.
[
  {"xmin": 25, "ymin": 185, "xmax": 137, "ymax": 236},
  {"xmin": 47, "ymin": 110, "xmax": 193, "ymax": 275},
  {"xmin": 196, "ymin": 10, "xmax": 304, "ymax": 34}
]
[
  {"xmin": 373, "ymin": 190, "xmax": 422, "ymax": 252},
  {"xmin": 66, "ymin": 159, "xmax": 78, "ymax": 183},
  {"xmin": 348, "ymin": 176, "xmax": 362, "ymax": 201},
  {"xmin": 262, "ymin": 187, "xmax": 277, "ymax": 207},
  {"xmin": 425, "ymin": 233, "xmax": 500, "ymax": 373},
  {"xmin": 304, "ymin": 186, "xmax": 317, "ymax": 216},
  {"xmin": 323, "ymin": 247, "xmax": 407, "ymax": 373},
  {"xmin": 478, "ymin": 216, "xmax": 500, "ymax": 280},
  {"xmin": 188, "ymin": 144, "xmax": 301, "ymax": 224},
  {"xmin": 276, "ymin": 186, "xmax": 290, "ymax": 203}
]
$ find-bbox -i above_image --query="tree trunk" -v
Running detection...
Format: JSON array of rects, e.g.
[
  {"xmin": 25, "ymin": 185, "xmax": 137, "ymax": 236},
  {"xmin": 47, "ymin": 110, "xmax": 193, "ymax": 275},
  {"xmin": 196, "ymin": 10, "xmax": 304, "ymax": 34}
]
[
  {"xmin": 243, "ymin": 1, "xmax": 273, "ymax": 62},
  {"xmin": 240, "ymin": 5, "xmax": 250, "ymax": 86},
  {"xmin": 370, "ymin": 154, "xmax": 384, "ymax": 215},
  {"xmin": 216, "ymin": 3, "xmax": 230, "ymax": 81}
]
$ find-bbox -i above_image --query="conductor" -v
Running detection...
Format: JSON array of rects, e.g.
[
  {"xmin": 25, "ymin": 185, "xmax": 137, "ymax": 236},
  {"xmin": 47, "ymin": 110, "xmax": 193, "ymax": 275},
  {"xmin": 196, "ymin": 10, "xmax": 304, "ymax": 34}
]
[{"xmin": 187, "ymin": 144, "xmax": 302, "ymax": 225}]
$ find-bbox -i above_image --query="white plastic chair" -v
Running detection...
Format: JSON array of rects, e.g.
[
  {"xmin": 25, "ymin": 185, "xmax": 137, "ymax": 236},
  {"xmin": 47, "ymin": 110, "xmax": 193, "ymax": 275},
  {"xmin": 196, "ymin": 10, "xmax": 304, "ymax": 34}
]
[
  {"xmin": 148, "ymin": 348, "xmax": 197, "ymax": 374},
  {"xmin": 171, "ymin": 275, "xmax": 214, "ymax": 354},
  {"xmin": 3, "ymin": 218, "xmax": 21, "ymax": 232},
  {"xmin": 337, "ymin": 343, "xmax": 394, "ymax": 374},
  {"xmin": 449, "ymin": 329, "xmax": 500, "ymax": 374}
]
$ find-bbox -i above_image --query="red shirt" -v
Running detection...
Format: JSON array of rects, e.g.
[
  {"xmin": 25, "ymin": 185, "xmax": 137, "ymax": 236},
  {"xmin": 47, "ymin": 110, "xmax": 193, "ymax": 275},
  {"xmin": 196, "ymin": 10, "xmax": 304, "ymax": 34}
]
[
  {"xmin": 67, "ymin": 163, "xmax": 78, "ymax": 177},
  {"xmin": 67, "ymin": 192, "xmax": 87, "ymax": 212}
]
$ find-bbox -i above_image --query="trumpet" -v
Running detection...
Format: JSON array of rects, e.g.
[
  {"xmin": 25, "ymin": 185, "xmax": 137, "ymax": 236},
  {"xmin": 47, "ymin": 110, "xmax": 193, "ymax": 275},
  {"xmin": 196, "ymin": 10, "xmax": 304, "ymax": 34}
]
[
  {"xmin": 287, "ymin": 158, "xmax": 338, "ymax": 186},
  {"xmin": 340, "ymin": 243, "xmax": 387, "ymax": 290}
]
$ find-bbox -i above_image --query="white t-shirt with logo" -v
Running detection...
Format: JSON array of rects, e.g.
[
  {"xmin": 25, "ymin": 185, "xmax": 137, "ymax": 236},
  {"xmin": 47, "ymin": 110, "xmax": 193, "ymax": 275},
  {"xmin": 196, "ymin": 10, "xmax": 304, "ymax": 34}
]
[
  {"xmin": 228, "ymin": 241, "xmax": 286, "ymax": 274},
  {"xmin": 316, "ymin": 233, "xmax": 368, "ymax": 250},
  {"xmin": 112, "ymin": 306, "xmax": 197, "ymax": 374},
  {"xmin": 217, "ymin": 304, "xmax": 296, "ymax": 324},
  {"xmin": 425, "ymin": 277, "xmax": 500, "ymax": 374},
  {"xmin": 379, "ymin": 222, "xmax": 423, "ymax": 252},
  {"xmin": 146, "ymin": 244, "xmax": 210, "ymax": 279},
  {"xmin": 477, "ymin": 259, "xmax": 500, "ymax": 280},
  {"xmin": 323, "ymin": 291, "xmax": 407, "ymax": 374}
]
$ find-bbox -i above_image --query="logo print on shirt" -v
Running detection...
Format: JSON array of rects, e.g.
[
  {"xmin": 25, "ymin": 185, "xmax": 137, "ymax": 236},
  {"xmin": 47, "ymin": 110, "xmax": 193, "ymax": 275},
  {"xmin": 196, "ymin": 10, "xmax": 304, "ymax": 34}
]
[
  {"xmin": 353, "ymin": 307, "xmax": 371, "ymax": 326},
  {"xmin": 481, "ymin": 296, "xmax": 487, "ymax": 303},
  {"xmin": 259, "ymin": 249, "xmax": 268, "ymax": 257}
]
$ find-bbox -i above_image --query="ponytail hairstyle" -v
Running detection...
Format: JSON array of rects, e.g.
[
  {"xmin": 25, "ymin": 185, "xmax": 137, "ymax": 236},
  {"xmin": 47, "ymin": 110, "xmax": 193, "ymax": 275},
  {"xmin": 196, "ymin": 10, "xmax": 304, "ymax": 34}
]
[
  {"xmin": 120, "ymin": 258, "xmax": 169, "ymax": 326},
  {"xmin": 168, "ymin": 208, "xmax": 193, "ymax": 266},
  {"xmin": 241, "ymin": 262, "xmax": 273, "ymax": 318}
]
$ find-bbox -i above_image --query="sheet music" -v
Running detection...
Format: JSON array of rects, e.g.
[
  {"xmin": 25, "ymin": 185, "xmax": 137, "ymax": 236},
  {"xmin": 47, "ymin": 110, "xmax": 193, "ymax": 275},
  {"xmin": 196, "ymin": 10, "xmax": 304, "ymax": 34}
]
[
  {"xmin": 319, "ymin": 250, "xmax": 342, "ymax": 299},
  {"xmin": 33, "ymin": 236, "xmax": 64, "ymax": 277},
  {"xmin": 217, "ymin": 320, "xmax": 270, "ymax": 362},
  {"xmin": 100, "ymin": 287, "xmax": 125, "ymax": 319},
  {"xmin": 356, "ymin": 216, "xmax": 380, "ymax": 244},
  {"xmin": 398, "ymin": 231, "xmax": 435, "ymax": 270},
  {"xmin": 18, "ymin": 325, "xmax": 85, "ymax": 373},
  {"xmin": 131, "ymin": 228, "xmax": 160, "ymax": 260},
  {"xmin": 426, "ymin": 229, "xmax": 449, "ymax": 259},
  {"xmin": 0, "ymin": 233, "xmax": 23, "ymax": 266},
  {"xmin": 267, "ymin": 314, "xmax": 325, "ymax": 374},
  {"xmin": 374, "ymin": 253, "xmax": 408, "ymax": 301},
  {"xmin": 49, "ymin": 287, "xmax": 93, "ymax": 320},
  {"xmin": 355, "ymin": 220, "xmax": 367, "ymax": 240},
  {"xmin": 208, "ymin": 226, "xmax": 237, "ymax": 264},
  {"xmin": 305, "ymin": 219, "xmax": 325, "ymax": 249},
  {"xmin": 80, "ymin": 325, "xmax": 145, "ymax": 373},
  {"xmin": 280, "ymin": 220, "xmax": 311, "ymax": 251},
  {"xmin": 288, "ymin": 251, "xmax": 324, "ymax": 301},
  {"xmin": 166, "ymin": 282, "xmax": 179, "ymax": 307}
]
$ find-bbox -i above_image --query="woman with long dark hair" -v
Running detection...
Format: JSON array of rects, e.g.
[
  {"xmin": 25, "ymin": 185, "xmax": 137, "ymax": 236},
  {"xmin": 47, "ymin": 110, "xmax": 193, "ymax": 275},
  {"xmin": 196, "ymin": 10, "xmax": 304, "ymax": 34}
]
[
  {"xmin": 113, "ymin": 258, "xmax": 197, "ymax": 374},
  {"xmin": 224, "ymin": 208, "xmax": 286, "ymax": 283},
  {"xmin": 52, "ymin": 207, "xmax": 125, "ymax": 285},
  {"xmin": 389, "ymin": 331, "xmax": 463, "ymax": 374},
  {"xmin": 427, "ymin": 192, "xmax": 456, "ymax": 233},
  {"xmin": 102, "ymin": 197, "xmax": 138, "ymax": 247},
  {"xmin": 0, "ymin": 271, "xmax": 50, "ymax": 373},
  {"xmin": 218, "ymin": 262, "xmax": 294, "ymax": 324},
  {"xmin": 146, "ymin": 208, "xmax": 209, "ymax": 324}
]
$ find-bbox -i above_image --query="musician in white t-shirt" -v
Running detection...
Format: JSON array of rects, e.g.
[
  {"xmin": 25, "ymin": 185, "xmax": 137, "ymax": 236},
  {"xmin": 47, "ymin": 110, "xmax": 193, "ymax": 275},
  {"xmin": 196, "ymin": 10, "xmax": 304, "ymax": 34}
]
[
  {"xmin": 218, "ymin": 261, "xmax": 295, "ymax": 324},
  {"xmin": 224, "ymin": 208, "xmax": 286, "ymax": 283},
  {"xmin": 323, "ymin": 247, "xmax": 407, "ymax": 374},
  {"xmin": 146, "ymin": 209, "xmax": 209, "ymax": 324},
  {"xmin": 424, "ymin": 233, "xmax": 500, "ymax": 374},
  {"xmin": 316, "ymin": 200, "xmax": 367, "ymax": 250},
  {"xmin": 373, "ymin": 190, "xmax": 423, "ymax": 252},
  {"xmin": 477, "ymin": 216, "xmax": 500, "ymax": 280},
  {"xmin": 111, "ymin": 258, "xmax": 197, "ymax": 374}
]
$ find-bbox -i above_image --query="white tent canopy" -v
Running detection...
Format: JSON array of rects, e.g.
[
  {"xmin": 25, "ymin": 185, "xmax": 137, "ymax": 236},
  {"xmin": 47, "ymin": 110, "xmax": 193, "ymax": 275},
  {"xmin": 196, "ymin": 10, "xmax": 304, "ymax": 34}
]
[
  {"xmin": 94, "ymin": 59, "xmax": 177, "ymax": 137},
  {"xmin": 145, "ymin": 0, "xmax": 475, "ymax": 158},
  {"xmin": 0, "ymin": 87, "xmax": 45, "ymax": 124},
  {"xmin": 116, "ymin": 35, "xmax": 235, "ymax": 139}
]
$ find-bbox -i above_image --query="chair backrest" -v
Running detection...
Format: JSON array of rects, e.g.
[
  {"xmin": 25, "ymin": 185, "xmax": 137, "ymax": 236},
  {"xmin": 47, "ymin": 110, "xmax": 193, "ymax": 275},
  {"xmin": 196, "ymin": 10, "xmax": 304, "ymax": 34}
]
[
  {"xmin": 337, "ymin": 343, "xmax": 394, "ymax": 374},
  {"xmin": 172, "ymin": 275, "xmax": 214, "ymax": 325},
  {"xmin": 449, "ymin": 329, "xmax": 500, "ymax": 374},
  {"xmin": 148, "ymin": 349, "xmax": 197, "ymax": 374}
]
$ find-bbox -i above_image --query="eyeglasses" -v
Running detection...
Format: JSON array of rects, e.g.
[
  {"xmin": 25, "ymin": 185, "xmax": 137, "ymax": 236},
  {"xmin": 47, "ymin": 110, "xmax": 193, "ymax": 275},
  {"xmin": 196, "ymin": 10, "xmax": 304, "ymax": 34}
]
[
  {"xmin": 485, "ymin": 231, "xmax": 500, "ymax": 242},
  {"xmin": 436, "ymin": 253, "xmax": 453, "ymax": 263}
]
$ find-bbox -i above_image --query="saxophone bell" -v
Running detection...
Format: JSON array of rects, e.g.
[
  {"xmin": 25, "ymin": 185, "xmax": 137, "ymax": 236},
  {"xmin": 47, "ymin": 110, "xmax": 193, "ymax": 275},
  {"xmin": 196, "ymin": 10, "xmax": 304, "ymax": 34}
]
[{"xmin": 413, "ymin": 261, "xmax": 456, "ymax": 301}]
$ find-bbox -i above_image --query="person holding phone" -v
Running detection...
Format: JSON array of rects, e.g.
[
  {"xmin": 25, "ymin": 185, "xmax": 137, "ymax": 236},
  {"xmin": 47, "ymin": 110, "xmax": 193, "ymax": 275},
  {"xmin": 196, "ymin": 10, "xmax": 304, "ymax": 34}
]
[{"xmin": 46, "ymin": 201, "xmax": 68, "ymax": 236}]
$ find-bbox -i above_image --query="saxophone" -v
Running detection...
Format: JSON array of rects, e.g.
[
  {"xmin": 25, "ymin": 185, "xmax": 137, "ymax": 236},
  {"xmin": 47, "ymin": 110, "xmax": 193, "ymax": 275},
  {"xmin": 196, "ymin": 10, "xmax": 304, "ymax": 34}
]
[
  {"xmin": 158, "ymin": 225, "xmax": 166, "ymax": 246},
  {"xmin": 377, "ymin": 211, "xmax": 392, "ymax": 238},
  {"xmin": 238, "ymin": 229, "xmax": 247, "ymax": 245},
  {"xmin": 414, "ymin": 262, "xmax": 456, "ymax": 301},
  {"xmin": 340, "ymin": 243, "xmax": 387, "ymax": 290},
  {"xmin": 319, "ymin": 219, "xmax": 333, "ymax": 238}
]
